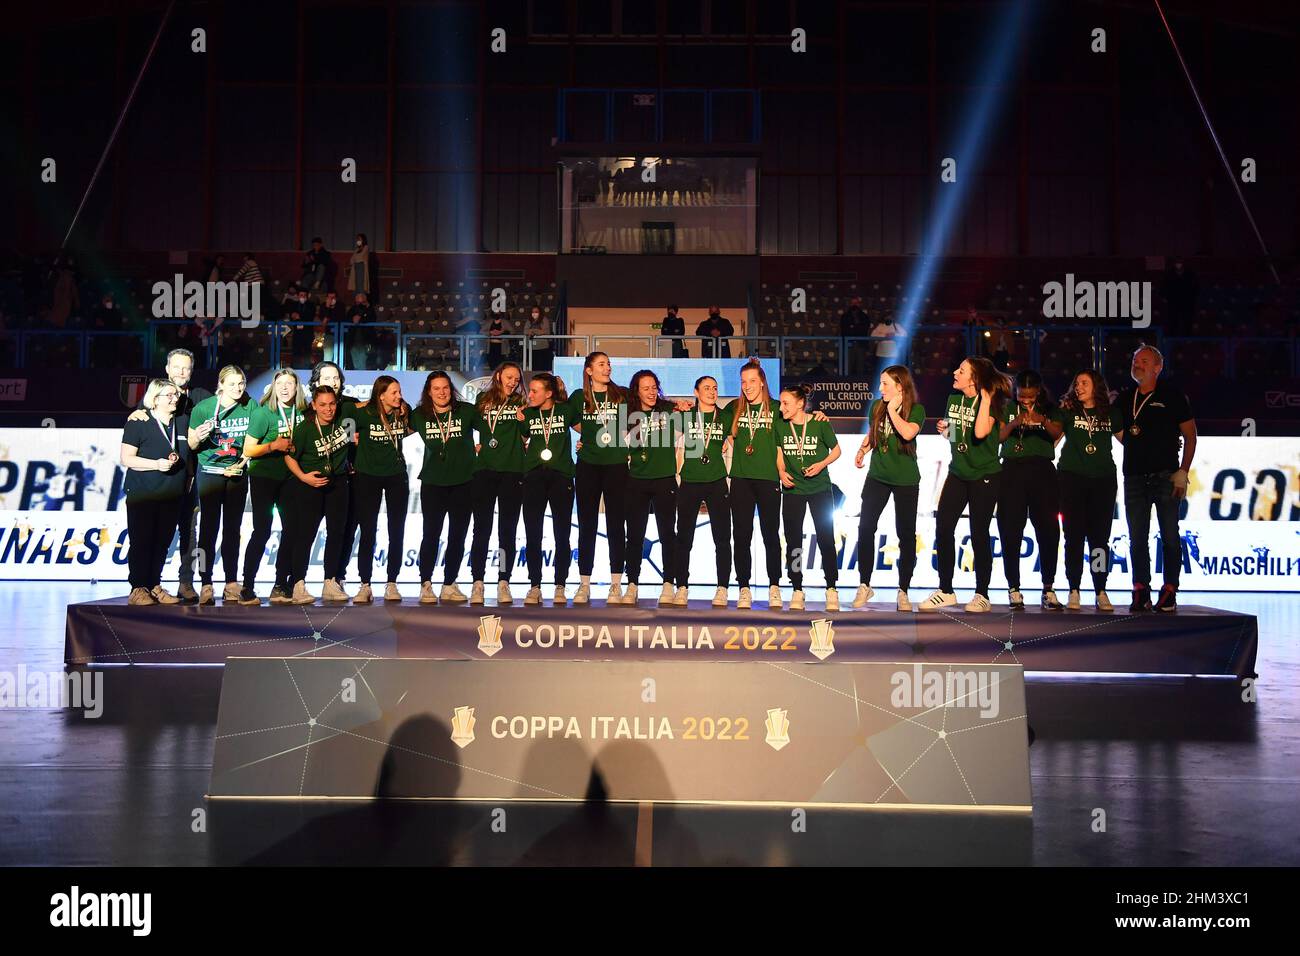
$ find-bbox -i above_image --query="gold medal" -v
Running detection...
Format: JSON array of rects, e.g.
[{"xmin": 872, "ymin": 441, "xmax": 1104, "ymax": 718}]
[
  {"xmin": 957, "ymin": 442, "xmax": 969, "ymax": 453},
  {"xmin": 1129, "ymin": 424, "xmax": 1141, "ymax": 437},
  {"xmin": 1013, "ymin": 442, "xmax": 1024, "ymax": 453},
  {"xmin": 744, "ymin": 444, "xmax": 754, "ymax": 456},
  {"xmin": 1085, "ymin": 443, "xmax": 1097, "ymax": 455}
]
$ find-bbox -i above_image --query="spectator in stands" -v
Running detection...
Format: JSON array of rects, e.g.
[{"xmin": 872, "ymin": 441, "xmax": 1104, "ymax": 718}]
[
  {"xmin": 304, "ymin": 290, "xmax": 342, "ymax": 366},
  {"xmin": 204, "ymin": 254, "xmax": 225, "ymax": 283},
  {"xmin": 661, "ymin": 304, "xmax": 687, "ymax": 358},
  {"xmin": 299, "ymin": 237, "xmax": 331, "ymax": 291},
  {"xmin": 286, "ymin": 288, "xmax": 316, "ymax": 365},
  {"xmin": 46, "ymin": 255, "xmax": 79, "ymax": 329},
  {"xmin": 525, "ymin": 305, "xmax": 551, "ymax": 371},
  {"xmin": 348, "ymin": 233, "xmax": 372, "ymax": 298},
  {"xmin": 870, "ymin": 314, "xmax": 898, "ymax": 362},
  {"xmin": 1161, "ymin": 257, "xmax": 1198, "ymax": 337},
  {"xmin": 92, "ymin": 292, "xmax": 121, "ymax": 330},
  {"xmin": 232, "ymin": 252, "xmax": 263, "ymax": 286},
  {"xmin": 487, "ymin": 311, "xmax": 507, "ymax": 368},
  {"xmin": 840, "ymin": 296, "xmax": 870, "ymax": 376},
  {"xmin": 346, "ymin": 293, "xmax": 373, "ymax": 370},
  {"xmin": 696, "ymin": 305, "xmax": 733, "ymax": 358}
]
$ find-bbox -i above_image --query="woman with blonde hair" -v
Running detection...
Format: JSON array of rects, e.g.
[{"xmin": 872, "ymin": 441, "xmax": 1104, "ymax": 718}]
[
  {"xmin": 852, "ymin": 364, "xmax": 925, "ymax": 610},
  {"xmin": 189, "ymin": 365, "xmax": 254, "ymax": 605},
  {"xmin": 238, "ymin": 368, "xmax": 307, "ymax": 605},
  {"xmin": 469, "ymin": 361, "xmax": 528, "ymax": 605}
]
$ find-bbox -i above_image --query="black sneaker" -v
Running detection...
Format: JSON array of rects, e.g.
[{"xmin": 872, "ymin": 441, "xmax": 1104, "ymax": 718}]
[
  {"xmin": 1154, "ymin": 585, "xmax": 1178, "ymax": 613},
  {"xmin": 176, "ymin": 582, "xmax": 199, "ymax": 605},
  {"xmin": 268, "ymin": 585, "xmax": 293, "ymax": 606},
  {"xmin": 238, "ymin": 587, "xmax": 262, "ymax": 606},
  {"xmin": 1129, "ymin": 586, "xmax": 1153, "ymax": 613}
]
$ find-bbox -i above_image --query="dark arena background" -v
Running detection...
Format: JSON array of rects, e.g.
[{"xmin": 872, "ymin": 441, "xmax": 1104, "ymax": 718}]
[{"xmin": 1, "ymin": 0, "xmax": 1296, "ymax": 929}]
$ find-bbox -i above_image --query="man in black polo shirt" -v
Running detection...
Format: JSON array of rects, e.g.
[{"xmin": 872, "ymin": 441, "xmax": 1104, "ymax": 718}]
[
  {"xmin": 1118, "ymin": 345, "xmax": 1197, "ymax": 612},
  {"xmin": 128, "ymin": 348, "xmax": 212, "ymax": 603}
]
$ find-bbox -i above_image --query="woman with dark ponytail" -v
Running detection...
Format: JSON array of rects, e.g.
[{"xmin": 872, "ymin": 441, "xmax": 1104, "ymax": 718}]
[
  {"xmin": 920, "ymin": 356, "xmax": 1010, "ymax": 613},
  {"xmin": 622, "ymin": 369, "xmax": 679, "ymax": 606},
  {"xmin": 996, "ymin": 369, "xmax": 1065, "ymax": 609},
  {"xmin": 520, "ymin": 372, "xmax": 580, "ymax": 605},
  {"xmin": 852, "ymin": 365, "xmax": 924, "ymax": 610},
  {"xmin": 351, "ymin": 374, "xmax": 412, "ymax": 604},
  {"xmin": 307, "ymin": 361, "xmax": 361, "ymax": 588},
  {"xmin": 775, "ymin": 383, "xmax": 841, "ymax": 611}
]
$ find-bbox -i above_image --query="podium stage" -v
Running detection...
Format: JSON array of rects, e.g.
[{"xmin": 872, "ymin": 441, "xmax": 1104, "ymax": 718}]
[{"xmin": 65, "ymin": 598, "xmax": 1258, "ymax": 678}]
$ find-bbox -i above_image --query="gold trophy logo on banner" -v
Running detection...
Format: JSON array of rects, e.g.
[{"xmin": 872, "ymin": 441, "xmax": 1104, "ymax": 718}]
[
  {"xmin": 808, "ymin": 618, "xmax": 836, "ymax": 661},
  {"xmin": 764, "ymin": 708, "xmax": 790, "ymax": 751},
  {"xmin": 450, "ymin": 706, "xmax": 477, "ymax": 748},
  {"xmin": 476, "ymin": 615, "xmax": 504, "ymax": 658}
]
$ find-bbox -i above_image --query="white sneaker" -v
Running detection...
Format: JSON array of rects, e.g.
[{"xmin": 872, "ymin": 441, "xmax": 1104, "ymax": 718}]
[
  {"xmin": 222, "ymin": 582, "xmax": 241, "ymax": 603},
  {"xmin": 1042, "ymin": 589, "xmax": 1063, "ymax": 610},
  {"xmin": 470, "ymin": 581, "xmax": 485, "ymax": 605},
  {"xmin": 573, "ymin": 582, "xmax": 591, "ymax": 605},
  {"xmin": 1008, "ymin": 588, "xmax": 1024, "ymax": 609},
  {"xmin": 606, "ymin": 582, "xmax": 624, "ymax": 605},
  {"xmin": 896, "ymin": 589, "xmax": 912, "ymax": 612},
  {"xmin": 672, "ymin": 586, "xmax": 688, "ymax": 607},
  {"xmin": 965, "ymin": 593, "xmax": 992, "ymax": 613},
  {"xmin": 790, "ymin": 590, "xmax": 805, "ymax": 610},
  {"xmin": 737, "ymin": 587, "xmax": 752, "ymax": 609},
  {"xmin": 440, "ymin": 584, "xmax": 468, "ymax": 603},
  {"xmin": 1096, "ymin": 590, "xmax": 1114, "ymax": 612},
  {"xmin": 292, "ymin": 580, "xmax": 316, "ymax": 605},
  {"xmin": 712, "ymin": 587, "xmax": 728, "ymax": 608},
  {"xmin": 353, "ymin": 583, "xmax": 373, "ymax": 604},
  {"xmin": 128, "ymin": 587, "xmax": 157, "ymax": 606},
  {"xmin": 769, "ymin": 585, "xmax": 783, "ymax": 610},
  {"xmin": 623, "ymin": 583, "xmax": 638, "ymax": 605},
  {"xmin": 853, "ymin": 584, "xmax": 874, "ymax": 608},
  {"xmin": 524, "ymin": 586, "xmax": 542, "ymax": 605},
  {"xmin": 1067, "ymin": 588, "xmax": 1082, "ymax": 610},
  {"xmin": 553, "ymin": 585, "xmax": 567, "ymax": 605},
  {"xmin": 322, "ymin": 578, "xmax": 350, "ymax": 603},
  {"xmin": 658, "ymin": 583, "xmax": 675, "ymax": 606},
  {"xmin": 384, "ymin": 582, "xmax": 402, "ymax": 602},
  {"xmin": 419, "ymin": 581, "xmax": 437, "ymax": 605},
  {"xmin": 917, "ymin": 590, "xmax": 957, "ymax": 612},
  {"xmin": 825, "ymin": 590, "xmax": 839, "ymax": 612},
  {"xmin": 497, "ymin": 581, "xmax": 513, "ymax": 605}
]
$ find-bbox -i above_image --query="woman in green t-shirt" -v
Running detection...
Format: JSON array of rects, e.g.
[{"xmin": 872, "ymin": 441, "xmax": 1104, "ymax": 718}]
[
  {"xmin": 469, "ymin": 362, "xmax": 527, "ymax": 607},
  {"xmin": 239, "ymin": 368, "xmax": 307, "ymax": 605},
  {"xmin": 623, "ymin": 370, "xmax": 680, "ymax": 607},
  {"xmin": 410, "ymin": 371, "xmax": 477, "ymax": 605},
  {"xmin": 996, "ymin": 369, "xmax": 1065, "ymax": 610},
  {"xmin": 1058, "ymin": 369, "xmax": 1124, "ymax": 612},
  {"xmin": 921, "ymin": 356, "xmax": 1009, "ymax": 614},
  {"xmin": 723, "ymin": 359, "xmax": 784, "ymax": 610},
  {"xmin": 775, "ymin": 384, "xmax": 842, "ymax": 611},
  {"xmin": 283, "ymin": 385, "xmax": 354, "ymax": 604},
  {"xmin": 308, "ymin": 361, "xmax": 360, "ymax": 587},
  {"xmin": 520, "ymin": 372, "xmax": 579, "ymax": 605},
  {"xmin": 352, "ymin": 375, "xmax": 413, "ymax": 605},
  {"xmin": 188, "ymin": 365, "xmax": 254, "ymax": 606},
  {"xmin": 673, "ymin": 375, "xmax": 731, "ymax": 609},
  {"xmin": 852, "ymin": 365, "xmax": 924, "ymax": 611}
]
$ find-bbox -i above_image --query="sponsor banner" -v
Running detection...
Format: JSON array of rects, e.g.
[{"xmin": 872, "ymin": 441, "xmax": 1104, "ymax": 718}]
[
  {"xmin": 800, "ymin": 380, "xmax": 877, "ymax": 416},
  {"xmin": 1, "ymin": 429, "xmax": 1297, "ymax": 589},
  {"xmin": 210, "ymin": 658, "xmax": 1032, "ymax": 808}
]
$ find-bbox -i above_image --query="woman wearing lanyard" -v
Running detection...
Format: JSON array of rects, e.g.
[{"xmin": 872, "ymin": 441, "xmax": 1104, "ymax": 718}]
[
  {"xmin": 775, "ymin": 385, "xmax": 842, "ymax": 611},
  {"xmin": 469, "ymin": 362, "xmax": 527, "ymax": 606},
  {"xmin": 120, "ymin": 379, "xmax": 199, "ymax": 605},
  {"xmin": 852, "ymin": 365, "xmax": 925, "ymax": 611},
  {"xmin": 1058, "ymin": 369, "xmax": 1124, "ymax": 611},
  {"xmin": 307, "ymin": 362, "xmax": 360, "ymax": 586},
  {"xmin": 622, "ymin": 370, "xmax": 680, "ymax": 607},
  {"xmin": 239, "ymin": 369, "xmax": 307, "ymax": 606},
  {"xmin": 352, "ymin": 375, "xmax": 412, "ymax": 605},
  {"xmin": 922, "ymin": 356, "xmax": 1008, "ymax": 613},
  {"xmin": 189, "ymin": 365, "xmax": 254, "ymax": 605},
  {"xmin": 284, "ymin": 386, "xmax": 354, "ymax": 604},
  {"xmin": 520, "ymin": 372, "xmax": 579, "ymax": 606},
  {"xmin": 565, "ymin": 352, "xmax": 629, "ymax": 606},
  {"xmin": 673, "ymin": 376, "xmax": 731, "ymax": 608},
  {"xmin": 996, "ymin": 370, "xmax": 1065, "ymax": 610},
  {"xmin": 410, "ymin": 371, "xmax": 477, "ymax": 605}
]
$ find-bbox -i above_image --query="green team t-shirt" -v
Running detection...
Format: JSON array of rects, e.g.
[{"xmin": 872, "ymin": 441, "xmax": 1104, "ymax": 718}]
[
  {"xmin": 246, "ymin": 402, "xmax": 306, "ymax": 479},
  {"xmin": 775, "ymin": 416, "xmax": 838, "ymax": 495},
  {"xmin": 679, "ymin": 408, "xmax": 728, "ymax": 484},
  {"xmin": 627, "ymin": 407, "xmax": 678, "ymax": 480},
  {"xmin": 473, "ymin": 400, "xmax": 527, "ymax": 474},
  {"xmin": 945, "ymin": 392, "xmax": 1002, "ymax": 480},
  {"xmin": 335, "ymin": 397, "xmax": 361, "ymax": 468},
  {"xmin": 191, "ymin": 395, "xmax": 255, "ymax": 473},
  {"xmin": 866, "ymin": 400, "xmax": 925, "ymax": 487},
  {"xmin": 564, "ymin": 390, "xmax": 627, "ymax": 465},
  {"xmin": 410, "ymin": 402, "xmax": 477, "ymax": 486},
  {"xmin": 1058, "ymin": 405, "xmax": 1123, "ymax": 479},
  {"xmin": 522, "ymin": 402, "xmax": 581, "ymax": 476},
  {"xmin": 999, "ymin": 403, "xmax": 1063, "ymax": 462},
  {"xmin": 723, "ymin": 399, "xmax": 781, "ymax": 482},
  {"xmin": 290, "ymin": 417, "xmax": 352, "ymax": 477},
  {"xmin": 352, "ymin": 403, "xmax": 411, "ymax": 477}
]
